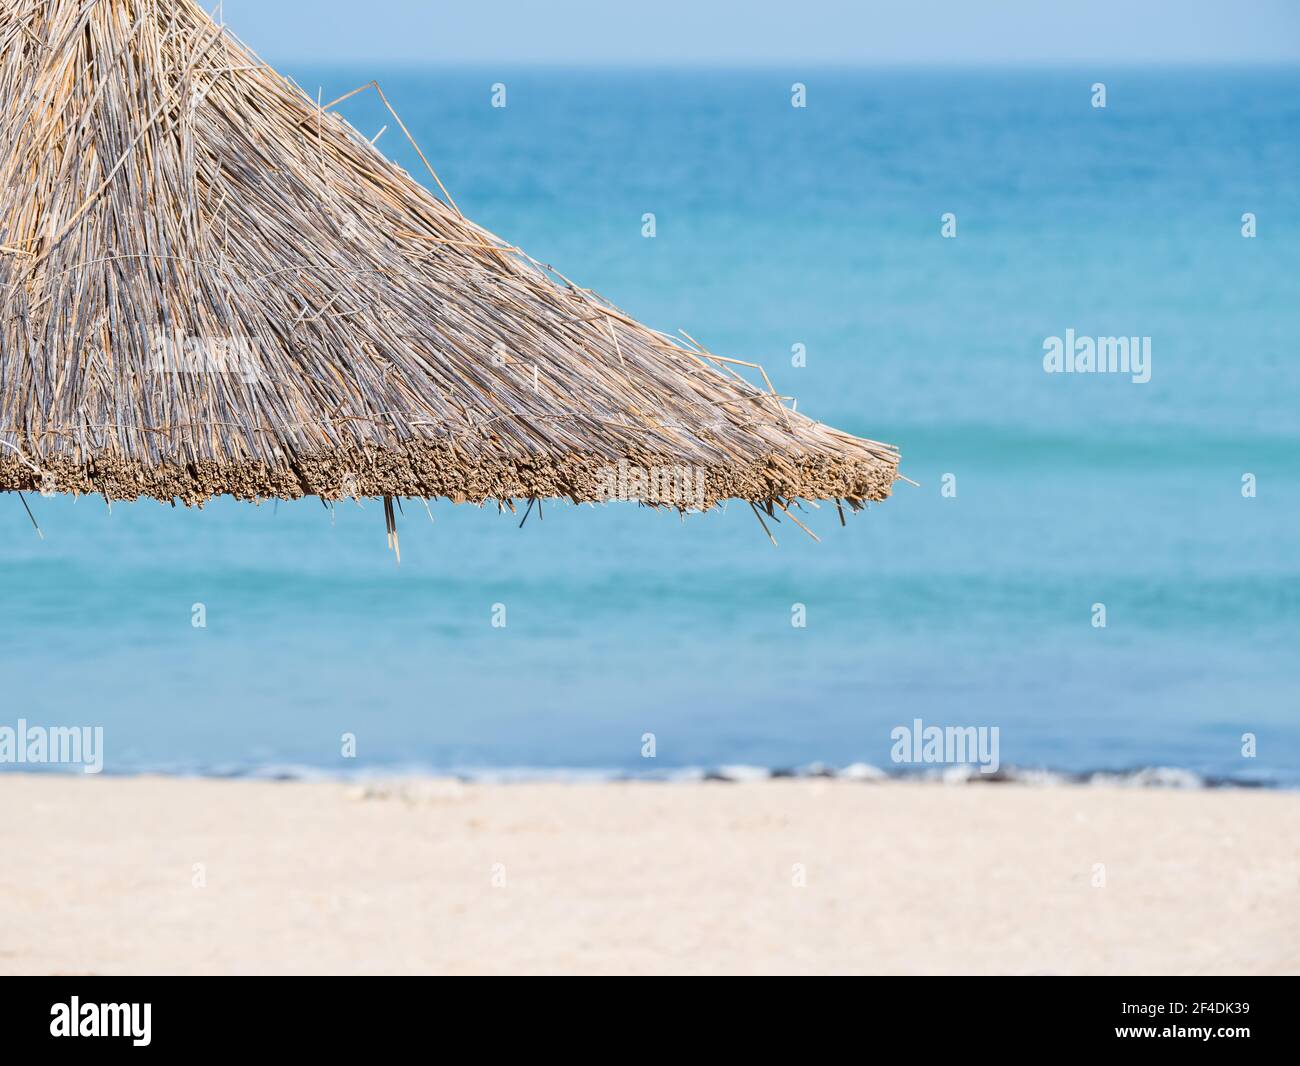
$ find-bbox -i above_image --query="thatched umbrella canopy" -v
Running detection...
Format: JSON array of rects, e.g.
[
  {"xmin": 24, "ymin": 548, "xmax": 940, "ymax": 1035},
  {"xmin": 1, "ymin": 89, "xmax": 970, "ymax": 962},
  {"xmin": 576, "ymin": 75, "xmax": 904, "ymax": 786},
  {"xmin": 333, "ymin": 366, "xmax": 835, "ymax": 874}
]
[{"xmin": 0, "ymin": 0, "xmax": 899, "ymax": 534}]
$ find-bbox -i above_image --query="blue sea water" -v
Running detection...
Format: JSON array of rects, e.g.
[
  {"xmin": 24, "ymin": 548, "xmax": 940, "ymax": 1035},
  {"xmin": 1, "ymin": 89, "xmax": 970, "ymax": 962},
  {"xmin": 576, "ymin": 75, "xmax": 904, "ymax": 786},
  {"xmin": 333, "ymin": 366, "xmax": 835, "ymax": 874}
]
[{"xmin": 2, "ymin": 68, "xmax": 1297, "ymax": 782}]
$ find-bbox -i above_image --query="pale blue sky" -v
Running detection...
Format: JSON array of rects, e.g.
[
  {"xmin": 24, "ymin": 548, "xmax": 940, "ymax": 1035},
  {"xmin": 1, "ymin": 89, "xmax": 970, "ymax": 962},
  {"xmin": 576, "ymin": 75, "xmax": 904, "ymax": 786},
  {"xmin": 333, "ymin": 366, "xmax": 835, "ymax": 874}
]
[{"xmin": 217, "ymin": 0, "xmax": 1300, "ymax": 66}]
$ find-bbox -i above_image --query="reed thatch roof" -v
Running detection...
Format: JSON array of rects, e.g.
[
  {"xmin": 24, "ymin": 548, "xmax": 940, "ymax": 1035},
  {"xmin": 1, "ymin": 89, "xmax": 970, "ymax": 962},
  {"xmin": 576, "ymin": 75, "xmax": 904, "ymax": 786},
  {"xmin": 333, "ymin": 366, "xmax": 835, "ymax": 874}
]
[{"xmin": 0, "ymin": 0, "xmax": 899, "ymax": 517}]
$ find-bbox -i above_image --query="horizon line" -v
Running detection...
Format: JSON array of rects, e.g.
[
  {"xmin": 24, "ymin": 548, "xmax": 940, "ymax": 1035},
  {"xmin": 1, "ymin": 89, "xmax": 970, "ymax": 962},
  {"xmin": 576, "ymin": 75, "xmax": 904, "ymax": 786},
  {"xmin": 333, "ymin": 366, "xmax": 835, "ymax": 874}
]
[{"xmin": 268, "ymin": 58, "xmax": 1300, "ymax": 71}]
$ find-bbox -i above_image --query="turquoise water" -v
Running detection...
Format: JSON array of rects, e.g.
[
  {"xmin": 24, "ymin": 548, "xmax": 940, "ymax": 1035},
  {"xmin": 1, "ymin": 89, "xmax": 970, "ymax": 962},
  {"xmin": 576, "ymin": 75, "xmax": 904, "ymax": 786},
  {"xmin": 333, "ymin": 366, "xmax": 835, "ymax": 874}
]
[{"xmin": 3, "ymin": 68, "xmax": 1297, "ymax": 781}]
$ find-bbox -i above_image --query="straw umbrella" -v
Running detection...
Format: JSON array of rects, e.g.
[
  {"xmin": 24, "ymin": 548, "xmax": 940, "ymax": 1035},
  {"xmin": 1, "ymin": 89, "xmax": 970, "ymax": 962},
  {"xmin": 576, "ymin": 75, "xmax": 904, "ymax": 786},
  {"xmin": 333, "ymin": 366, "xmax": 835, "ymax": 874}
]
[{"xmin": 0, "ymin": 0, "xmax": 900, "ymax": 552}]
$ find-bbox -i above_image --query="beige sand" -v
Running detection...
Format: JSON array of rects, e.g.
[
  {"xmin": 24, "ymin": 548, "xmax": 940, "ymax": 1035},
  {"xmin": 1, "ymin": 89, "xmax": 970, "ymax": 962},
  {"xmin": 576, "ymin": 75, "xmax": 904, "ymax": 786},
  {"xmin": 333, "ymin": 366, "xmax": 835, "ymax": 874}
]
[{"xmin": 1, "ymin": 775, "xmax": 1297, "ymax": 975}]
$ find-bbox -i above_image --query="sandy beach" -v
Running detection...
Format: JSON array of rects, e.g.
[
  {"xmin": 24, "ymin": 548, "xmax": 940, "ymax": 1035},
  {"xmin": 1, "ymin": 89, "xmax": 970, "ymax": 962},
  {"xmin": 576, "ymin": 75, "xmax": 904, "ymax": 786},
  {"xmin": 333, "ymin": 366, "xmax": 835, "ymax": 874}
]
[{"xmin": 1, "ymin": 775, "xmax": 1297, "ymax": 976}]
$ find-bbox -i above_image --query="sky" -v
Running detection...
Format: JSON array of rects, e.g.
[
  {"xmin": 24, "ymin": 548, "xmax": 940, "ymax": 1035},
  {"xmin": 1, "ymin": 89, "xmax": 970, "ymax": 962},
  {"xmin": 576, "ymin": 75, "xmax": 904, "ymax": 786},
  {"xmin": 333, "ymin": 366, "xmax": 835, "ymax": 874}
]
[{"xmin": 217, "ymin": 0, "xmax": 1300, "ymax": 66}]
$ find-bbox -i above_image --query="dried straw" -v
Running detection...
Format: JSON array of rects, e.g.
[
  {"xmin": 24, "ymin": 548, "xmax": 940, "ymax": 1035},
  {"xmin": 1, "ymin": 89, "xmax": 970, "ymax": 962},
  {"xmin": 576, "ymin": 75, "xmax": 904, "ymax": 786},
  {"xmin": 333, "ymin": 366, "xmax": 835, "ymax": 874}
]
[{"xmin": 0, "ymin": 0, "xmax": 900, "ymax": 514}]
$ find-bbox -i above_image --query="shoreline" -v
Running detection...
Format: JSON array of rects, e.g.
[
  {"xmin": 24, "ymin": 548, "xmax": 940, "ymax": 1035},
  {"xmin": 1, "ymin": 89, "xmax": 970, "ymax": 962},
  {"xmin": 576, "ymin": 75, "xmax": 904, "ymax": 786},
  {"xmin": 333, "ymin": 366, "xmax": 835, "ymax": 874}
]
[
  {"xmin": 2, "ymin": 761, "xmax": 1287, "ymax": 789},
  {"xmin": 2, "ymin": 774, "xmax": 1297, "ymax": 975}
]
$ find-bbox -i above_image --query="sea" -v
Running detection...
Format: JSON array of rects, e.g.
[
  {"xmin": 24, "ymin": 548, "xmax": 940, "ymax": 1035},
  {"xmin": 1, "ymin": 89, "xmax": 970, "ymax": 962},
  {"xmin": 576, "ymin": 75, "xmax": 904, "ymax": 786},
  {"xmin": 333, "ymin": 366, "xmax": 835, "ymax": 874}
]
[{"xmin": 2, "ymin": 67, "xmax": 1297, "ymax": 784}]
